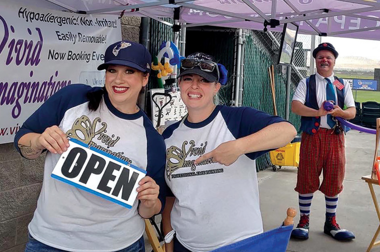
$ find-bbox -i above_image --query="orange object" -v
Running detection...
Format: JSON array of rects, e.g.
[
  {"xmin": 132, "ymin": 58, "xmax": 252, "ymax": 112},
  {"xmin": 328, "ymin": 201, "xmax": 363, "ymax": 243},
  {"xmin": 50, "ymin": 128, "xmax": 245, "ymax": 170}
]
[
  {"xmin": 283, "ymin": 208, "xmax": 297, "ymax": 226},
  {"xmin": 375, "ymin": 157, "xmax": 380, "ymax": 185},
  {"xmin": 371, "ymin": 118, "xmax": 380, "ymax": 182}
]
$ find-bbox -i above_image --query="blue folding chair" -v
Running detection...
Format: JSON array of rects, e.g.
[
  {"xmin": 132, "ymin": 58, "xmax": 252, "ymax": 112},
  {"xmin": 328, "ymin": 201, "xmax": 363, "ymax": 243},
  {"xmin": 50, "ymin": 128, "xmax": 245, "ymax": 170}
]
[
  {"xmin": 211, "ymin": 208, "xmax": 295, "ymax": 252},
  {"xmin": 211, "ymin": 225, "xmax": 293, "ymax": 252}
]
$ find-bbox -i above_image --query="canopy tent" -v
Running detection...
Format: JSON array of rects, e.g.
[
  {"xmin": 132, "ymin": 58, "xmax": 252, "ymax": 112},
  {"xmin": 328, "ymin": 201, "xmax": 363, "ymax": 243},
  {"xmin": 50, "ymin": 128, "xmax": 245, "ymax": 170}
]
[
  {"xmin": 8, "ymin": 0, "xmax": 380, "ymax": 40},
  {"xmin": 7, "ymin": 0, "xmax": 376, "ymax": 122}
]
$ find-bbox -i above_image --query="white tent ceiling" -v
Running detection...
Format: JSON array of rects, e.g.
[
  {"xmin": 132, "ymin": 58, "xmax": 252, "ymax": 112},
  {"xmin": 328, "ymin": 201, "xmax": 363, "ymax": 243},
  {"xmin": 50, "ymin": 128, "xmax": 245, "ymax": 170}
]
[{"xmin": 8, "ymin": 0, "xmax": 380, "ymax": 40}]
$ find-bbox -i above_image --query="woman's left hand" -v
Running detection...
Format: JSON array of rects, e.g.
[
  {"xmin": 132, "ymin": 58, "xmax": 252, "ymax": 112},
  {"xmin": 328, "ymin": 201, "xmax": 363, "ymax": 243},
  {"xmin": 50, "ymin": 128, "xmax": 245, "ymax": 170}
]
[{"xmin": 137, "ymin": 176, "xmax": 160, "ymax": 209}]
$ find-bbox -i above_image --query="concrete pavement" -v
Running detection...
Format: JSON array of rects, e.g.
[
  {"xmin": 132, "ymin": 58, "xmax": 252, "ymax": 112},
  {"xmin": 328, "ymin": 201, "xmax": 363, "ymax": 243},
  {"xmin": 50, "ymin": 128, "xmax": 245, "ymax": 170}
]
[{"xmin": 260, "ymin": 130, "xmax": 378, "ymax": 252}]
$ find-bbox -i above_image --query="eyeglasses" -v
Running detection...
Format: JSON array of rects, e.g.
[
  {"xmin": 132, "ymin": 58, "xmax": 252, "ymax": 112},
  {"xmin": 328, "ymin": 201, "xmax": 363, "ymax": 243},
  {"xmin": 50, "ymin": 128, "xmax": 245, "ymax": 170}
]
[{"xmin": 181, "ymin": 59, "xmax": 220, "ymax": 80}]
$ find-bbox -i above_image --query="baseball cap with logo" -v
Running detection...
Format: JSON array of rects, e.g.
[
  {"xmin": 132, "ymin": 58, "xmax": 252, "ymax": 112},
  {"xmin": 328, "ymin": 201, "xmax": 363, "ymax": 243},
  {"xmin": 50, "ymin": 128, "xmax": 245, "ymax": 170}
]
[
  {"xmin": 312, "ymin": 42, "xmax": 339, "ymax": 59},
  {"xmin": 178, "ymin": 52, "xmax": 219, "ymax": 83},
  {"xmin": 97, "ymin": 40, "xmax": 151, "ymax": 73}
]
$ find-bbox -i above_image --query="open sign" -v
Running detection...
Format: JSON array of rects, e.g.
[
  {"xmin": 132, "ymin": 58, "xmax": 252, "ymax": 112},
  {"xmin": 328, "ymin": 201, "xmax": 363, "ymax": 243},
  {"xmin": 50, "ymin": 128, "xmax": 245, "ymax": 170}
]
[{"xmin": 51, "ymin": 138, "xmax": 146, "ymax": 209}]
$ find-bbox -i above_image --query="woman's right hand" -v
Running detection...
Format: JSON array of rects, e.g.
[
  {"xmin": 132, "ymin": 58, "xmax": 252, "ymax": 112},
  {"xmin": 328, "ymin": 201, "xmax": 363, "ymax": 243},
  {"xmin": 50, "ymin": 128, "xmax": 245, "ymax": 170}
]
[{"xmin": 37, "ymin": 125, "xmax": 69, "ymax": 154}]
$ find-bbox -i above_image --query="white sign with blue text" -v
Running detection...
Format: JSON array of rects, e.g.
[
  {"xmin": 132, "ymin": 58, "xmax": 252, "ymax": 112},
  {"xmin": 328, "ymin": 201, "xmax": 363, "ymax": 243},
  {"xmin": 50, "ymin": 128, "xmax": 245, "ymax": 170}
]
[{"xmin": 51, "ymin": 138, "xmax": 146, "ymax": 209}]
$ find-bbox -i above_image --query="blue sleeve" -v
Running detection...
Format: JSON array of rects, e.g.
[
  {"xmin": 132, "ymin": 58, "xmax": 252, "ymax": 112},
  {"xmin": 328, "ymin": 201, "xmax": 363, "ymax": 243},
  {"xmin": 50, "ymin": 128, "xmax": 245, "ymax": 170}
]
[
  {"xmin": 162, "ymin": 122, "xmax": 180, "ymax": 198},
  {"xmin": 162, "ymin": 121, "xmax": 181, "ymax": 140},
  {"xmin": 144, "ymin": 116, "xmax": 167, "ymax": 213},
  {"xmin": 14, "ymin": 84, "xmax": 97, "ymax": 154},
  {"xmin": 221, "ymin": 106, "xmax": 289, "ymax": 160}
]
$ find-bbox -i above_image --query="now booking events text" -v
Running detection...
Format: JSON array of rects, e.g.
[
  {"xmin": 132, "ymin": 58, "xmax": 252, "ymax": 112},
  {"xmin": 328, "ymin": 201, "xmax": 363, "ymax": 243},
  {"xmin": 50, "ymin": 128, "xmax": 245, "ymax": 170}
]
[{"xmin": 48, "ymin": 49, "xmax": 104, "ymax": 63}]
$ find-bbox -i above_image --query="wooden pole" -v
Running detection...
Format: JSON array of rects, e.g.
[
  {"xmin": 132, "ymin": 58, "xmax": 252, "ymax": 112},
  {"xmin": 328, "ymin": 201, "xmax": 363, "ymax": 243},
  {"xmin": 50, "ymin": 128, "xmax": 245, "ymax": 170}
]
[
  {"xmin": 145, "ymin": 219, "xmax": 165, "ymax": 252},
  {"xmin": 269, "ymin": 65, "xmax": 277, "ymax": 116}
]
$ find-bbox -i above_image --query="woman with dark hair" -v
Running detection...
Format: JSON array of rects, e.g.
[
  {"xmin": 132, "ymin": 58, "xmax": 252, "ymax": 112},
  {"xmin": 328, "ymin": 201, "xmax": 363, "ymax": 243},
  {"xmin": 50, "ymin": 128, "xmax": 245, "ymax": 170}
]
[{"xmin": 14, "ymin": 40, "xmax": 166, "ymax": 252}]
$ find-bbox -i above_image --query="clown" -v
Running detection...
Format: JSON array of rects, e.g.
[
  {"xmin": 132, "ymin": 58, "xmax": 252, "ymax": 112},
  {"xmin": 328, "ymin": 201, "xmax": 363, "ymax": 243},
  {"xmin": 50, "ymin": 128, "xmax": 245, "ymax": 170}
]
[{"xmin": 291, "ymin": 42, "xmax": 356, "ymax": 241}]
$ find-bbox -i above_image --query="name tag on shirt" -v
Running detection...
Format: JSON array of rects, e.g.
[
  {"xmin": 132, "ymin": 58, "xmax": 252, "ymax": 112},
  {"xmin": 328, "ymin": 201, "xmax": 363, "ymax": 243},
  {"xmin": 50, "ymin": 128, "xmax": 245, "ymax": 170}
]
[
  {"xmin": 51, "ymin": 138, "xmax": 146, "ymax": 209},
  {"xmin": 333, "ymin": 80, "xmax": 344, "ymax": 90}
]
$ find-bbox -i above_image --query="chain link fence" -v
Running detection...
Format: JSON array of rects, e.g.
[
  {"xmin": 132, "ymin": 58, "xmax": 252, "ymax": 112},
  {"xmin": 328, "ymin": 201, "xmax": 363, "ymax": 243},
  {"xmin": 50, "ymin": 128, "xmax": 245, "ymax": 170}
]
[
  {"xmin": 241, "ymin": 31, "xmax": 316, "ymax": 170},
  {"xmin": 147, "ymin": 19, "xmax": 318, "ymax": 171}
]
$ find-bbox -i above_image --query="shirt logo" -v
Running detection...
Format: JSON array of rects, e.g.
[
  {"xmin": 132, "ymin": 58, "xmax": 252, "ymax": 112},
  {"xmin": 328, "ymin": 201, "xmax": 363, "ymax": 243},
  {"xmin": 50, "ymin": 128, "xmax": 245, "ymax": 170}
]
[
  {"xmin": 66, "ymin": 115, "xmax": 132, "ymax": 164},
  {"xmin": 66, "ymin": 116, "xmax": 107, "ymax": 144},
  {"xmin": 166, "ymin": 140, "xmax": 218, "ymax": 180}
]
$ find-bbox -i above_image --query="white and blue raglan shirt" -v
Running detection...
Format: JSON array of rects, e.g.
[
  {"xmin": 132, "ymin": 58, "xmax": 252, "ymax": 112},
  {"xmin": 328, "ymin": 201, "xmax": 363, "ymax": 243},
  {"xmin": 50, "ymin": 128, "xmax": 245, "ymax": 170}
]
[
  {"xmin": 162, "ymin": 105, "xmax": 286, "ymax": 252},
  {"xmin": 14, "ymin": 84, "xmax": 166, "ymax": 252}
]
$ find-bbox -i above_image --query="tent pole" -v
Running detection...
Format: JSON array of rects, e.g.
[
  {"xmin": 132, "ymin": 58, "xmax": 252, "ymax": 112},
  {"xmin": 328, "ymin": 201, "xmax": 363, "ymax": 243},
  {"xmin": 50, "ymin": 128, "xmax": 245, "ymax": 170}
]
[
  {"xmin": 139, "ymin": 17, "xmax": 151, "ymax": 111},
  {"xmin": 173, "ymin": 21, "xmax": 180, "ymax": 48},
  {"xmin": 285, "ymin": 65, "xmax": 291, "ymax": 120},
  {"xmin": 238, "ymin": 30, "xmax": 246, "ymax": 107},
  {"xmin": 173, "ymin": 20, "xmax": 180, "ymax": 88},
  {"xmin": 310, "ymin": 35, "xmax": 316, "ymax": 75},
  {"xmin": 180, "ymin": 23, "xmax": 186, "ymax": 57},
  {"xmin": 271, "ymin": 0, "xmax": 277, "ymax": 19},
  {"xmin": 140, "ymin": 17, "xmax": 150, "ymax": 49},
  {"xmin": 234, "ymin": 29, "xmax": 243, "ymax": 107},
  {"xmin": 173, "ymin": 8, "xmax": 181, "ymax": 88}
]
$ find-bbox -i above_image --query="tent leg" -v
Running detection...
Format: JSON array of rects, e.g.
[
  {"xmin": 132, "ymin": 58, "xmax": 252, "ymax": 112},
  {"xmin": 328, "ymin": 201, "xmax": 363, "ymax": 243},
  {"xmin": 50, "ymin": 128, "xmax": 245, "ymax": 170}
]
[{"xmin": 285, "ymin": 65, "xmax": 291, "ymax": 120}]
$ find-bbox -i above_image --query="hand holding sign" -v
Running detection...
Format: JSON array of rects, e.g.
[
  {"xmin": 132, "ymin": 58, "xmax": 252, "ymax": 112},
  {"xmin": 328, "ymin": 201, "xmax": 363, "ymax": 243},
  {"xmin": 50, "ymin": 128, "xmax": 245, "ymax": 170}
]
[
  {"xmin": 137, "ymin": 176, "xmax": 161, "ymax": 218},
  {"xmin": 52, "ymin": 138, "xmax": 146, "ymax": 209},
  {"xmin": 38, "ymin": 125, "xmax": 70, "ymax": 154},
  {"xmin": 19, "ymin": 125, "xmax": 70, "ymax": 159}
]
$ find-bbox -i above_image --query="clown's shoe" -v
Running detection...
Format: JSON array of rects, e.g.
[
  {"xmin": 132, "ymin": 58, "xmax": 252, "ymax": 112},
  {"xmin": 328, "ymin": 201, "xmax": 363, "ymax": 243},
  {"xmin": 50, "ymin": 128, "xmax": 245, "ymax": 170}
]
[
  {"xmin": 291, "ymin": 214, "xmax": 309, "ymax": 240},
  {"xmin": 324, "ymin": 215, "xmax": 355, "ymax": 241}
]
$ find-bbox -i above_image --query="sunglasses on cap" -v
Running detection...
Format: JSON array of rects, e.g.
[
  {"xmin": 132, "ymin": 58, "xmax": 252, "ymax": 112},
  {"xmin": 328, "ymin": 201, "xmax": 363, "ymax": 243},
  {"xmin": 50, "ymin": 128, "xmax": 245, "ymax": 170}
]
[{"xmin": 181, "ymin": 59, "xmax": 220, "ymax": 80}]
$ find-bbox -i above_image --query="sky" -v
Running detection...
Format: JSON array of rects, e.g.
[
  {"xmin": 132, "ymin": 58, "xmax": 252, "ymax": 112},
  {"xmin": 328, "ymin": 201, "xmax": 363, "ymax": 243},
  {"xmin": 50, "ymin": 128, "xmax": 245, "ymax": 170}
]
[
  {"xmin": 297, "ymin": 34, "xmax": 380, "ymax": 60},
  {"xmin": 320, "ymin": 37, "xmax": 380, "ymax": 61},
  {"xmin": 295, "ymin": 35, "xmax": 380, "ymax": 71}
]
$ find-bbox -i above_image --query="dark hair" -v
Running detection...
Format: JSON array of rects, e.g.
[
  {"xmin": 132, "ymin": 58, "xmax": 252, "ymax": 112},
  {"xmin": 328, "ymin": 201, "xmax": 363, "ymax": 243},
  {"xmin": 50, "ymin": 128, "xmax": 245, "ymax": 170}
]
[
  {"xmin": 87, "ymin": 87, "xmax": 106, "ymax": 111},
  {"xmin": 87, "ymin": 70, "xmax": 149, "ymax": 111}
]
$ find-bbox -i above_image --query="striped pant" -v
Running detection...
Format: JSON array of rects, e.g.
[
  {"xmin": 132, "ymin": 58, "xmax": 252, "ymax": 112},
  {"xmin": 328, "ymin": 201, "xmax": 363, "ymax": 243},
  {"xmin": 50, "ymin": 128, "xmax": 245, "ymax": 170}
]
[{"xmin": 295, "ymin": 129, "xmax": 345, "ymax": 197}]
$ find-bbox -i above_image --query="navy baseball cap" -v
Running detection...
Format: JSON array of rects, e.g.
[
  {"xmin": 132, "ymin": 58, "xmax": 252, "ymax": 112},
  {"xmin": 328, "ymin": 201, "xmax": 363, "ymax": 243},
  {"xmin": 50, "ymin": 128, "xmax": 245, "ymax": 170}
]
[
  {"xmin": 178, "ymin": 52, "xmax": 219, "ymax": 83},
  {"xmin": 312, "ymin": 42, "xmax": 339, "ymax": 59},
  {"xmin": 97, "ymin": 40, "xmax": 151, "ymax": 73}
]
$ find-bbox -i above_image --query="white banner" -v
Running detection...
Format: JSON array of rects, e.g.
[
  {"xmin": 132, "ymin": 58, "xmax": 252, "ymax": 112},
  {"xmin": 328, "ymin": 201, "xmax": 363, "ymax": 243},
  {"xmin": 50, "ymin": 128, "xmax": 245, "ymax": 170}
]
[
  {"xmin": 52, "ymin": 138, "xmax": 146, "ymax": 209},
  {"xmin": 0, "ymin": 2, "xmax": 121, "ymax": 144}
]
